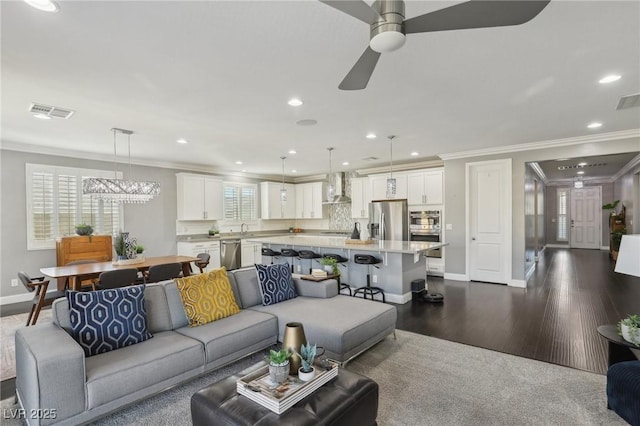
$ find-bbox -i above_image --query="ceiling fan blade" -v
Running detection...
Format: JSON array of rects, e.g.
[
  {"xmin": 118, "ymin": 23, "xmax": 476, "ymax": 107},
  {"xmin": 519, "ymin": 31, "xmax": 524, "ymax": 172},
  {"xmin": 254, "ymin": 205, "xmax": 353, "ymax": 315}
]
[
  {"xmin": 338, "ymin": 46, "xmax": 381, "ymax": 90},
  {"xmin": 319, "ymin": 0, "xmax": 383, "ymax": 25},
  {"xmin": 404, "ymin": 0, "xmax": 550, "ymax": 34}
]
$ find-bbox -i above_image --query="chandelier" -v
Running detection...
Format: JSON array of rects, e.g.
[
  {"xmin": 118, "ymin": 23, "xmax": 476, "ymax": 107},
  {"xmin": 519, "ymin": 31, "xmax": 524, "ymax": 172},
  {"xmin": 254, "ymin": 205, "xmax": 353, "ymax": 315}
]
[
  {"xmin": 83, "ymin": 128, "xmax": 160, "ymax": 203},
  {"xmin": 386, "ymin": 135, "xmax": 396, "ymax": 198}
]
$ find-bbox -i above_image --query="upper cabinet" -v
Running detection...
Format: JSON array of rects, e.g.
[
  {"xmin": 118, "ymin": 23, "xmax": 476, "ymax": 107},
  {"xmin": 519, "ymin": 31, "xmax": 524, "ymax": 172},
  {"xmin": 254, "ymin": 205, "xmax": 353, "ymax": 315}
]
[
  {"xmin": 260, "ymin": 182, "xmax": 297, "ymax": 219},
  {"xmin": 295, "ymin": 182, "xmax": 325, "ymax": 219},
  {"xmin": 177, "ymin": 173, "xmax": 223, "ymax": 220},
  {"xmin": 370, "ymin": 174, "xmax": 407, "ymax": 201},
  {"xmin": 407, "ymin": 169, "xmax": 443, "ymax": 205},
  {"xmin": 351, "ymin": 177, "xmax": 371, "ymax": 218}
]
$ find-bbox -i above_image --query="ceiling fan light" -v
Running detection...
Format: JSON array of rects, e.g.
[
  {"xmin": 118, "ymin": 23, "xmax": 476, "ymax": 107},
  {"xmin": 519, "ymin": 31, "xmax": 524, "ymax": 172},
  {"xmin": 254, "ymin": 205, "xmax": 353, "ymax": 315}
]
[{"xmin": 370, "ymin": 31, "xmax": 406, "ymax": 53}]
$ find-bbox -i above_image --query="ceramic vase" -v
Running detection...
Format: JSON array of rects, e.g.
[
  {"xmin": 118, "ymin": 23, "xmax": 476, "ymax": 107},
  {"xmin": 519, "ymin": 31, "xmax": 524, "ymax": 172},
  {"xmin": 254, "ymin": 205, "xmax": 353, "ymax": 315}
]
[
  {"xmin": 620, "ymin": 323, "xmax": 639, "ymax": 345},
  {"xmin": 298, "ymin": 367, "xmax": 315, "ymax": 382},
  {"xmin": 282, "ymin": 322, "xmax": 307, "ymax": 375},
  {"xmin": 269, "ymin": 361, "xmax": 289, "ymax": 385}
]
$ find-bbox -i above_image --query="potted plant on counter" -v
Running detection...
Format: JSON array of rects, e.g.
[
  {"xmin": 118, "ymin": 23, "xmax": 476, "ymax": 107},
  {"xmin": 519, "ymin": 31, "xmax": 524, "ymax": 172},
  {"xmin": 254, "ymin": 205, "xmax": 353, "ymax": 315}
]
[
  {"xmin": 268, "ymin": 348, "xmax": 291, "ymax": 385},
  {"xmin": 296, "ymin": 342, "xmax": 317, "ymax": 381},
  {"xmin": 618, "ymin": 314, "xmax": 640, "ymax": 347}
]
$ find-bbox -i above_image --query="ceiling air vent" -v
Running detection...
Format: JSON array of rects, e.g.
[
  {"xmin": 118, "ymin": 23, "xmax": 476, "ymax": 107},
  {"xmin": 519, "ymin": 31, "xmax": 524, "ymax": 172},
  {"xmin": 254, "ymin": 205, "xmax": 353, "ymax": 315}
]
[
  {"xmin": 361, "ymin": 156, "xmax": 379, "ymax": 161},
  {"xmin": 29, "ymin": 102, "xmax": 75, "ymax": 119},
  {"xmin": 557, "ymin": 163, "xmax": 607, "ymax": 171},
  {"xmin": 616, "ymin": 93, "xmax": 640, "ymax": 110}
]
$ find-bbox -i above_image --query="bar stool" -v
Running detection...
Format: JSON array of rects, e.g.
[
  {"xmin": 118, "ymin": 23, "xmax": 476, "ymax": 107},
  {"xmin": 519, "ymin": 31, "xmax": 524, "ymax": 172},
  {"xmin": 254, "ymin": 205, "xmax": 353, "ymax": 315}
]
[
  {"xmin": 322, "ymin": 253, "xmax": 352, "ymax": 296},
  {"xmin": 261, "ymin": 247, "xmax": 281, "ymax": 265},
  {"xmin": 280, "ymin": 248, "xmax": 299, "ymax": 273},
  {"xmin": 353, "ymin": 254, "xmax": 385, "ymax": 303},
  {"xmin": 298, "ymin": 250, "xmax": 322, "ymax": 274}
]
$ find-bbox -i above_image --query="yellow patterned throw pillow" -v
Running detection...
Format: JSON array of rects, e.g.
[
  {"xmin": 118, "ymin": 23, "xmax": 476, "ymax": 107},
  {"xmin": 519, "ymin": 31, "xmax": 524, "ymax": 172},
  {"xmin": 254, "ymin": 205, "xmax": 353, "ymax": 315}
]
[{"xmin": 175, "ymin": 267, "xmax": 240, "ymax": 327}]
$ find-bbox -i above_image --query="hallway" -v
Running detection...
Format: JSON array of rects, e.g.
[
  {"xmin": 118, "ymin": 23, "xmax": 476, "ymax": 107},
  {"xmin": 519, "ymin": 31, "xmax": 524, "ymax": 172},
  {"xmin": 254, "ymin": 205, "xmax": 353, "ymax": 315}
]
[{"xmin": 396, "ymin": 247, "xmax": 640, "ymax": 374}]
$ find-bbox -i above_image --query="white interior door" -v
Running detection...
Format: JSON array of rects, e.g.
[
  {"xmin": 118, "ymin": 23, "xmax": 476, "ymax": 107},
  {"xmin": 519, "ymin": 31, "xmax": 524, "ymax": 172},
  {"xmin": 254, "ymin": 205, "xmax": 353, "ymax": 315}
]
[
  {"xmin": 570, "ymin": 187, "xmax": 601, "ymax": 249},
  {"xmin": 468, "ymin": 159, "xmax": 511, "ymax": 284}
]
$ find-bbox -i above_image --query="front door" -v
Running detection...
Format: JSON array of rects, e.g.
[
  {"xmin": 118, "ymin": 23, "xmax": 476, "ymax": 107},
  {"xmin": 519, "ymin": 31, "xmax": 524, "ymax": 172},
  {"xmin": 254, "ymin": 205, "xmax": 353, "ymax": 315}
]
[
  {"xmin": 570, "ymin": 187, "xmax": 601, "ymax": 249},
  {"xmin": 468, "ymin": 159, "xmax": 512, "ymax": 284}
]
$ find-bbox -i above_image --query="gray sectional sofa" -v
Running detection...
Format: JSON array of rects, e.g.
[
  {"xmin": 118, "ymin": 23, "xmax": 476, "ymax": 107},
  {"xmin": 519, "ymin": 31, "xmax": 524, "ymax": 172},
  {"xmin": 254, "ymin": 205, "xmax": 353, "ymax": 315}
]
[{"xmin": 15, "ymin": 267, "xmax": 397, "ymax": 425}]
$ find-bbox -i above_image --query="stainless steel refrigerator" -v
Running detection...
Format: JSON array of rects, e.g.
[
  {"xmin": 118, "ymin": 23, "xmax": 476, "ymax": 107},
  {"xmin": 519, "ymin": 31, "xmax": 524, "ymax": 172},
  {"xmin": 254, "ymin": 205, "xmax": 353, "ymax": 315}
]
[{"xmin": 368, "ymin": 199, "xmax": 408, "ymax": 241}]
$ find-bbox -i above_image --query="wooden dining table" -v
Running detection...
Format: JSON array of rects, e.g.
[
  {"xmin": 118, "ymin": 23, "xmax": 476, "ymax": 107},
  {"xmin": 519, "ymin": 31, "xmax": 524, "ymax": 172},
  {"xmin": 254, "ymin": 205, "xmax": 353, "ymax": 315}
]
[{"xmin": 41, "ymin": 255, "xmax": 199, "ymax": 291}]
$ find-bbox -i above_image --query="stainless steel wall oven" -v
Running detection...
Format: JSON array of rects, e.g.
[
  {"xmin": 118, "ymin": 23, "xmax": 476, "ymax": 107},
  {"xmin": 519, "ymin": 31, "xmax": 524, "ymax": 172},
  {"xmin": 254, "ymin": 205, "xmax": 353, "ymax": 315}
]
[{"xmin": 409, "ymin": 210, "xmax": 442, "ymax": 258}]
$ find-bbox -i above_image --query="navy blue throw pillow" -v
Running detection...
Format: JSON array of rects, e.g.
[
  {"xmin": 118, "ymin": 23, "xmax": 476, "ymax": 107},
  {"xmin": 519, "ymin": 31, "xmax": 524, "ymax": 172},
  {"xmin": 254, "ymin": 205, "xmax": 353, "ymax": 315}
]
[
  {"xmin": 67, "ymin": 285, "xmax": 152, "ymax": 357},
  {"xmin": 255, "ymin": 263, "xmax": 297, "ymax": 306}
]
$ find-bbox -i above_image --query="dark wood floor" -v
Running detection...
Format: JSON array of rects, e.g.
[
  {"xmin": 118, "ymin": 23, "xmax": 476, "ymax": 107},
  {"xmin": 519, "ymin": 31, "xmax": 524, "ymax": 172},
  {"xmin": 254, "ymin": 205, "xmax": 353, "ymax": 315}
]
[{"xmin": 396, "ymin": 247, "xmax": 640, "ymax": 375}]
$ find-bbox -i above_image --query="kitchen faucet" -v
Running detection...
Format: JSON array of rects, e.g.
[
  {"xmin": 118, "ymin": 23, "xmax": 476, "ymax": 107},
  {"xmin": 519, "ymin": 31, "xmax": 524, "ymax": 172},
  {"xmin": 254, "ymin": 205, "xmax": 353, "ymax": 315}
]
[{"xmin": 240, "ymin": 223, "xmax": 248, "ymax": 235}]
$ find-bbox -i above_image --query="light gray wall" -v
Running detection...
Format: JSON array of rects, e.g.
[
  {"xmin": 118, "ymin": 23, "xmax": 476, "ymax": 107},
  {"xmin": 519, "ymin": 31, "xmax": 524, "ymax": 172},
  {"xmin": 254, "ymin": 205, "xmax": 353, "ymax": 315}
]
[
  {"xmin": 614, "ymin": 161, "xmax": 640, "ymax": 234},
  {"xmin": 443, "ymin": 136, "xmax": 640, "ymax": 281}
]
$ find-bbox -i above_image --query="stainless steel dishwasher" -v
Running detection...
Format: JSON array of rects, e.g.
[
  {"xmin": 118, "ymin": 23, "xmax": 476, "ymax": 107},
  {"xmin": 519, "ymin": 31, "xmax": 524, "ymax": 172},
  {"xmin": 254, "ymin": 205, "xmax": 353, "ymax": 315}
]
[{"xmin": 220, "ymin": 239, "xmax": 241, "ymax": 270}]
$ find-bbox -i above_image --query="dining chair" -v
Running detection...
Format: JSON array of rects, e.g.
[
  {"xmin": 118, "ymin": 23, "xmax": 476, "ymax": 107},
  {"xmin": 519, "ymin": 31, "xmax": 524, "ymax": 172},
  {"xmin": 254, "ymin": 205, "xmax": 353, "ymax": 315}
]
[
  {"xmin": 145, "ymin": 263, "xmax": 182, "ymax": 283},
  {"xmin": 18, "ymin": 272, "xmax": 66, "ymax": 326},
  {"xmin": 97, "ymin": 268, "xmax": 139, "ymax": 290},
  {"xmin": 64, "ymin": 259, "xmax": 99, "ymax": 291},
  {"xmin": 192, "ymin": 253, "xmax": 210, "ymax": 274}
]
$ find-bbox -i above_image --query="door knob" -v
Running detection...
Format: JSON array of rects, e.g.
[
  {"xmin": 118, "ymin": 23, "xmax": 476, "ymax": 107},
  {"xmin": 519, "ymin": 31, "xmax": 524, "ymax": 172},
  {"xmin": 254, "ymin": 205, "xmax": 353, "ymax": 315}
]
[{"xmin": 472, "ymin": 237, "xmax": 476, "ymax": 241}]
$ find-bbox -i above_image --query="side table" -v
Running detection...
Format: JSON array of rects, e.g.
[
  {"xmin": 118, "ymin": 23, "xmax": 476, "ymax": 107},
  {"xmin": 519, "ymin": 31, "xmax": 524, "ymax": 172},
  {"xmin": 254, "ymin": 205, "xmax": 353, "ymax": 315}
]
[{"xmin": 597, "ymin": 324, "xmax": 639, "ymax": 367}]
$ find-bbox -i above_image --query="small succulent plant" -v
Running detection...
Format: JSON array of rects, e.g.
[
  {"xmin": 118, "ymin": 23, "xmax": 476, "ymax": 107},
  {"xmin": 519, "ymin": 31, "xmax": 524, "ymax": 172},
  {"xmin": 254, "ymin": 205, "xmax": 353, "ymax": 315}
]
[
  {"xmin": 268, "ymin": 348, "xmax": 291, "ymax": 365},
  {"xmin": 618, "ymin": 314, "xmax": 640, "ymax": 347},
  {"xmin": 297, "ymin": 343, "xmax": 317, "ymax": 373}
]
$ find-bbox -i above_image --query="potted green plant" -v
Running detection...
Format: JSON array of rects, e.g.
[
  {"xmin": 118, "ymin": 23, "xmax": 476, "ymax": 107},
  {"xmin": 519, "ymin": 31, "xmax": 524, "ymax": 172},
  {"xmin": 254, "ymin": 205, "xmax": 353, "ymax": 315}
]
[
  {"xmin": 75, "ymin": 223, "xmax": 94, "ymax": 236},
  {"xmin": 135, "ymin": 244, "xmax": 144, "ymax": 255},
  {"xmin": 267, "ymin": 348, "xmax": 291, "ymax": 385},
  {"xmin": 602, "ymin": 200, "xmax": 620, "ymax": 217},
  {"xmin": 611, "ymin": 228, "xmax": 627, "ymax": 260},
  {"xmin": 618, "ymin": 314, "xmax": 640, "ymax": 347},
  {"xmin": 114, "ymin": 233, "xmax": 127, "ymax": 260},
  {"xmin": 295, "ymin": 343, "xmax": 317, "ymax": 382},
  {"xmin": 319, "ymin": 257, "xmax": 339, "ymax": 275}
]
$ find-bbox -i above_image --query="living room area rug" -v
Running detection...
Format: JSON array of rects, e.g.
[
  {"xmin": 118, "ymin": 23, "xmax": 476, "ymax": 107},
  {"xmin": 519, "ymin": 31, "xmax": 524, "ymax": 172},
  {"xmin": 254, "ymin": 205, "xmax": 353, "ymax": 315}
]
[{"xmin": 0, "ymin": 330, "xmax": 624, "ymax": 425}]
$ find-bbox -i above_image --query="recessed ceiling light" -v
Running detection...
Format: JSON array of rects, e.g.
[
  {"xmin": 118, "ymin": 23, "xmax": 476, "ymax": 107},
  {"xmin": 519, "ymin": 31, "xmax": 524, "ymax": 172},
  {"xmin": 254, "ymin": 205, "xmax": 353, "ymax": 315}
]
[
  {"xmin": 577, "ymin": 171, "xmax": 585, "ymax": 175},
  {"xmin": 366, "ymin": 133, "xmax": 377, "ymax": 139},
  {"xmin": 410, "ymin": 152, "xmax": 419, "ymax": 156},
  {"xmin": 288, "ymin": 98, "xmax": 303, "ymax": 107},
  {"xmin": 33, "ymin": 113, "xmax": 52, "ymax": 120},
  {"xmin": 342, "ymin": 162, "xmax": 349, "ymax": 166},
  {"xmin": 235, "ymin": 161, "xmax": 243, "ymax": 165},
  {"xmin": 241, "ymin": 169, "xmax": 247, "ymax": 172},
  {"xmin": 176, "ymin": 139, "xmax": 188, "ymax": 144},
  {"xmin": 577, "ymin": 162, "xmax": 587, "ymax": 167},
  {"xmin": 291, "ymin": 169, "xmax": 297, "ymax": 173},
  {"xmin": 24, "ymin": 0, "xmax": 59, "ymax": 12},
  {"xmin": 587, "ymin": 122, "xmax": 602, "ymax": 129},
  {"xmin": 288, "ymin": 150, "xmax": 297, "ymax": 155},
  {"xmin": 599, "ymin": 74, "xmax": 621, "ymax": 84}
]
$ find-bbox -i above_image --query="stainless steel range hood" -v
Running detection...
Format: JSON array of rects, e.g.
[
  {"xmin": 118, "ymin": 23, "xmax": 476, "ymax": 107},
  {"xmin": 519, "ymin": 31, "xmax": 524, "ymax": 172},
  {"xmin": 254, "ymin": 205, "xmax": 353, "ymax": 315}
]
[{"xmin": 323, "ymin": 172, "xmax": 351, "ymax": 204}]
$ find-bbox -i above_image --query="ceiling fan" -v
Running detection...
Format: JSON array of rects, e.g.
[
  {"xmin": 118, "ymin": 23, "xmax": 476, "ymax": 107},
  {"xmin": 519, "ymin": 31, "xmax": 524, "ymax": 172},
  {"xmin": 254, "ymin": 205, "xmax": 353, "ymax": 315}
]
[{"xmin": 319, "ymin": 0, "xmax": 550, "ymax": 90}]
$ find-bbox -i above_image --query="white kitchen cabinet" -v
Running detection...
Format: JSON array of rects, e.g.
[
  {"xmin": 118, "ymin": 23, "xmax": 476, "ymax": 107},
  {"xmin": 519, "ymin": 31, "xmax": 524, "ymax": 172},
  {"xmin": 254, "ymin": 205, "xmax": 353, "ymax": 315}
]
[
  {"xmin": 370, "ymin": 174, "xmax": 407, "ymax": 201},
  {"xmin": 241, "ymin": 241, "xmax": 262, "ymax": 267},
  {"xmin": 351, "ymin": 177, "xmax": 371, "ymax": 218},
  {"xmin": 176, "ymin": 173, "xmax": 223, "ymax": 220},
  {"xmin": 407, "ymin": 169, "xmax": 443, "ymax": 205},
  {"xmin": 295, "ymin": 182, "xmax": 325, "ymax": 219},
  {"xmin": 177, "ymin": 241, "xmax": 221, "ymax": 272},
  {"xmin": 260, "ymin": 182, "xmax": 296, "ymax": 219}
]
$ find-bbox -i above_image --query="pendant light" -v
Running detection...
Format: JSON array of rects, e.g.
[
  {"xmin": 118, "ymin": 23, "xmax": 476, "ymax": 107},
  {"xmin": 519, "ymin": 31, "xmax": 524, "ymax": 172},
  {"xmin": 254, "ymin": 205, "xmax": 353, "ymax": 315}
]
[
  {"xmin": 83, "ymin": 128, "xmax": 160, "ymax": 203},
  {"xmin": 280, "ymin": 156, "xmax": 287, "ymax": 202},
  {"xmin": 326, "ymin": 147, "xmax": 335, "ymax": 201},
  {"xmin": 386, "ymin": 135, "xmax": 396, "ymax": 198}
]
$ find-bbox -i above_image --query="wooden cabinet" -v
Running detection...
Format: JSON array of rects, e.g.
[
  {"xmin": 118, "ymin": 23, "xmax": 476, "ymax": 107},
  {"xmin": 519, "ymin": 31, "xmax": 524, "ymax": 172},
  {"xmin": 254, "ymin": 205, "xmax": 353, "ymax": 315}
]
[
  {"xmin": 351, "ymin": 177, "xmax": 371, "ymax": 218},
  {"xmin": 176, "ymin": 173, "xmax": 223, "ymax": 221},
  {"xmin": 241, "ymin": 241, "xmax": 262, "ymax": 267},
  {"xmin": 370, "ymin": 174, "xmax": 407, "ymax": 201},
  {"xmin": 177, "ymin": 241, "xmax": 221, "ymax": 272},
  {"xmin": 260, "ymin": 182, "xmax": 296, "ymax": 219},
  {"xmin": 56, "ymin": 235, "xmax": 113, "ymax": 266},
  {"xmin": 407, "ymin": 169, "xmax": 443, "ymax": 205},
  {"xmin": 295, "ymin": 182, "xmax": 325, "ymax": 219}
]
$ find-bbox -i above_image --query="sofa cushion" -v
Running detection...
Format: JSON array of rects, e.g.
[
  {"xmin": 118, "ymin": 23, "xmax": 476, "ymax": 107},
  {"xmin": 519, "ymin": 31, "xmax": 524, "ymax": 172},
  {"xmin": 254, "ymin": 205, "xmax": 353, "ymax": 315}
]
[
  {"xmin": 175, "ymin": 268, "xmax": 240, "ymax": 327},
  {"xmin": 255, "ymin": 263, "xmax": 297, "ymax": 306},
  {"xmin": 175, "ymin": 309, "xmax": 277, "ymax": 367},
  {"xmin": 228, "ymin": 268, "xmax": 263, "ymax": 309},
  {"xmin": 162, "ymin": 280, "xmax": 190, "ymax": 329},
  {"xmin": 84, "ymin": 331, "xmax": 204, "ymax": 409},
  {"xmin": 67, "ymin": 285, "xmax": 152, "ymax": 357},
  {"xmin": 250, "ymin": 295, "xmax": 397, "ymax": 362},
  {"xmin": 143, "ymin": 283, "xmax": 173, "ymax": 333}
]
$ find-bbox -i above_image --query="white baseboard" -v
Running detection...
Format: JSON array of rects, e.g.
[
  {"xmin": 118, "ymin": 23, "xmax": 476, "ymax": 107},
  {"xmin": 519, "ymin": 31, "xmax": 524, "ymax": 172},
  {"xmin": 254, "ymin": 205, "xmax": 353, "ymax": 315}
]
[
  {"xmin": 509, "ymin": 279, "xmax": 527, "ymax": 288},
  {"xmin": 0, "ymin": 287, "xmax": 57, "ymax": 306},
  {"xmin": 444, "ymin": 273, "xmax": 469, "ymax": 281},
  {"xmin": 386, "ymin": 292, "xmax": 413, "ymax": 305},
  {"xmin": 546, "ymin": 244, "xmax": 570, "ymax": 248},
  {"xmin": 601, "ymin": 246, "xmax": 610, "ymax": 251},
  {"xmin": 525, "ymin": 263, "xmax": 536, "ymax": 281}
]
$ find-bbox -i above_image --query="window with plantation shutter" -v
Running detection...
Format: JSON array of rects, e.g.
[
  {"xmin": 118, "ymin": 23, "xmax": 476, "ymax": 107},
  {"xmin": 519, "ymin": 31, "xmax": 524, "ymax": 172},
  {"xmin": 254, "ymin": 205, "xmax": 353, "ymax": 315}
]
[
  {"xmin": 557, "ymin": 189, "xmax": 568, "ymax": 241},
  {"xmin": 26, "ymin": 164, "xmax": 124, "ymax": 250},
  {"xmin": 223, "ymin": 183, "xmax": 257, "ymax": 221}
]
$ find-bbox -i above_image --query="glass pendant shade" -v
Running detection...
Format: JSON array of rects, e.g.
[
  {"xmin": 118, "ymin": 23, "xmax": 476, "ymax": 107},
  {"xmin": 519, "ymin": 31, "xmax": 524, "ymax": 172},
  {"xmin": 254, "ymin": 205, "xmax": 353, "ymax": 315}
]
[
  {"xmin": 386, "ymin": 135, "xmax": 396, "ymax": 198},
  {"xmin": 82, "ymin": 128, "xmax": 160, "ymax": 204},
  {"xmin": 386, "ymin": 178, "xmax": 396, "ymax": 198},
  {"xmin": 280, "ymin": 156, "xmax": 287, "ymax": 202}
]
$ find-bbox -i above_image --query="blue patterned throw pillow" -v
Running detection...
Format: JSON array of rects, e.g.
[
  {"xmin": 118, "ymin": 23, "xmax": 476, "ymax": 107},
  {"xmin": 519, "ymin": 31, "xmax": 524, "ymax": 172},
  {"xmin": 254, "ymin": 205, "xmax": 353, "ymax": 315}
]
[
  {"xmin": 67, "ymin": 285, "xmax": 152, "ymax": 357},
  {"xmin": 255, "ymin": 263, "xmax": 297, "ymax": 306}
]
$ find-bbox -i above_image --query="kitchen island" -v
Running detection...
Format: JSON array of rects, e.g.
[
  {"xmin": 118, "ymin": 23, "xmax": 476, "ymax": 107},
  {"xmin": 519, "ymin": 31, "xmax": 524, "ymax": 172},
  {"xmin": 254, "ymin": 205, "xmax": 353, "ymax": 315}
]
[{"xmin": 246, "ymin": 235, "xmax": 446, "ymax": 304}]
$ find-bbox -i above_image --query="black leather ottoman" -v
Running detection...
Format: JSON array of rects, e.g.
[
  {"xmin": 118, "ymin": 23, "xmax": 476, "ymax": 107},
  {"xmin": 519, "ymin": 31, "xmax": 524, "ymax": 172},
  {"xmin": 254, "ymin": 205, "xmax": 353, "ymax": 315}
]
[{"xmin": 191, "ymin": 361, "xmax": 378, "ymax": 426}]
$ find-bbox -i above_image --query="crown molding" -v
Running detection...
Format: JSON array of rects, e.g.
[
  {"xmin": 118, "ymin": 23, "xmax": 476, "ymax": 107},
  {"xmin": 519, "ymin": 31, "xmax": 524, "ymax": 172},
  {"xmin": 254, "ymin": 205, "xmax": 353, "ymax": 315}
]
[
  {"xmin": 0, "ymin": 140, "xmax": 291, "ymax": 182},
  {"xmin": 528, "ymin": 162, "xmax": 548, "ymax": 185},
  {"xmin": 545, "ymin": 177, "xmax": 613, "ymax": 187},
  {"xmin": 292, "ymin": 174, "xmax": 327, "ymax": 183},
  {"xmin": 611, "ymin": 152, "xmax": 640, "ymax": 182},
  {"xmin": 438, "ymin": 129, "xmax": 640, "ymax": 161},
  {"xmin": 356, "ymin": 159, "xmax": 443, "ymax": 176}
]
